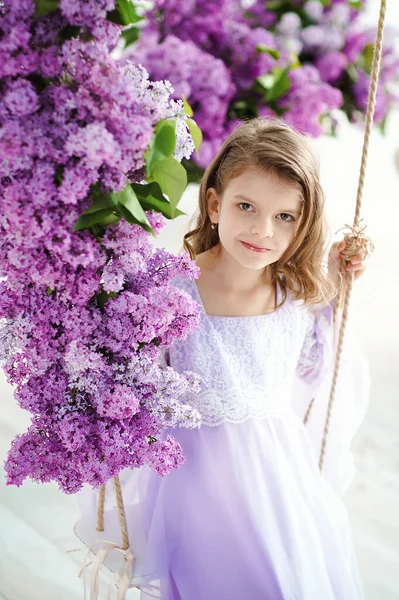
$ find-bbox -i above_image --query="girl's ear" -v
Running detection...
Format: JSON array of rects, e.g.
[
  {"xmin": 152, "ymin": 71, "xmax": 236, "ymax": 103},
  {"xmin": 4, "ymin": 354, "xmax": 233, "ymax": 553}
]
[{"xmin": 206, "ymin": 187, "xmax": 221, "ymax": 224}]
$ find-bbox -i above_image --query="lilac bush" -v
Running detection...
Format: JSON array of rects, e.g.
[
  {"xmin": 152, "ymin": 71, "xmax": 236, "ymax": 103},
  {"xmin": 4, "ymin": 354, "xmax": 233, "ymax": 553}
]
[
  {"xmin": 0, "ymin": 0, "xmax": 204, "ymax": 494},
  {"xmin": 125, "ymin": 0, "xmax": 399, "ymax": 169}
]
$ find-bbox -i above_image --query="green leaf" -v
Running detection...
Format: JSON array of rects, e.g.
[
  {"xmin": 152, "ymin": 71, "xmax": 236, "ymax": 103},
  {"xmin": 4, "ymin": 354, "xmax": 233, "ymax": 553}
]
[
  {"xmin": 82, "ymin": 192, "xmax": 114, "ymax": 214},
  {"xmin": 290, "ymin": 54, "xmax": 301, "ymax": 69},
  {"xmin": 147, "ymin": 157, "xmax": 187, "ymax": 216},
  {"xmin": 265, "ymin": 69, "xmax": 291, "ymax": 102},
  {"xmin": 182, "ymin": 95, "xmax": 194, "ymax": 117},
  {"xmin": 117, "ymin": 204, "xmax": 155, "ymax": 236},
  {"xmin": 35, "ymin": 0, "xmax": 59, "ymax": 18},
  {"xmin": 57, "ymin": 25, "xmax": 81, "ymax": 42},
  {"xmin": 186, "ymin": 118, "xmax": 203, "ymax": 154},
  {"xmin": 181, "ymin": 157, "xmax": 205, "ymax": 185},
  {"xmin": 155, "ymin": 120, "xmax": 176, "ymax": 155},
  {"xmin": 361, "ymin": 43, "xmax": 374, "ymax": 75},
  {"xmin": 121, "ymin": 26, "xmax": 140, "ymax": 47},
  {"xmin": 145, "ymin": 120, "xmax": 177, "ymax": 177},
  {"xmin": 97, "ymin": 289, "xmax": 119, "ymax": 312},
  {"xmin": 172, "ymin": 207, "xmax": 186, "ymax": 218},
  {"xmin": 257, "ymin": 74, "xmax": 274, "ymax": 89},
  {"xmin": 118, "ymin": 0, "xmax": 142, "ymax": 24},
  {"xmin": 267, "ymin": 0, "xmax": 288, "ymax": 9},
  {"xmin": 257, "ymin": 67, "xmax": 291, "ymax": 103},
  {"xmin": 107, "ymin": 0, "xmax": 142, "ymax": 25},
  {"xmin": 131, "ymin": 182, "xmax": 174, "ymax": 219},
  {"xmin": 112, "ymin": 184, "xmax": 152, "ymax": 230},
  {"xmin": 349, "ymin": 0, "xmax": 363, "ymax": 9},
  {"xmin": 378, "ymin": 111, "xmax": 389, "ymax": 135},
  {"xmin": 73, "ymin": 191, "xmax": 117, "ymax": 231},
  {"xmin": 139, "ymin": 198, "xmax": 186, "ymax": 219},
  {"xmin": 46, "ymin": 287, "xmax": 54, "ymax": 296},
  {"xmin": 255, "ymin": 45, "xmax": 280, "ymax": 60},
  {"xmin": 106, "ymin": 10, "xmax": 124, "ymax": 24},
  {"xmin": 101, "ymin": 213, "xmax": 121, "ymax": 226},
  {"xmin": 233, "ymin": 100, "xmax": 247, "ymax": 110},
  {"xmin": 73, "ymin": 207, "xmax": 117, "ymax": 231},
  {"xmin": 346, "ymin": 63, "xmax": 359, "ymax": 83}
]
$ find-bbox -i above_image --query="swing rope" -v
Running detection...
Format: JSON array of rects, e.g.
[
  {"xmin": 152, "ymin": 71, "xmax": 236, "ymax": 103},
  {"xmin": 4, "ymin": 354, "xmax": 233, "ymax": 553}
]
[
  {"xmin": 96, "ymin": 477, "xmax": 130, "ymax": 551},
  {"xmin": 305, "ymin": 0, "xmax": 386, "ymax": 471},
  {"xmin": 92, "ymin": 0, "xmax": 387, "ymax": 579}
]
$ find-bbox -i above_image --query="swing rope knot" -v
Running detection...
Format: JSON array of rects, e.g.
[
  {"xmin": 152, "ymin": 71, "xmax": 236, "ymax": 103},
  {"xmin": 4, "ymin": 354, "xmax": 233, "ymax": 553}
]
[{"xmin": 336, "ymin": 219, "xmax": 375, "ymax": 264}]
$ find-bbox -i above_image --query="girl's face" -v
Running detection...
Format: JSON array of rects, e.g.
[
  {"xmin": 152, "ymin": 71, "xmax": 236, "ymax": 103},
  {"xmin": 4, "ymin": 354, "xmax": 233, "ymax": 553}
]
[{"xmin": 207, "ymin": 168, "xmax": 303, "ymax": 270}]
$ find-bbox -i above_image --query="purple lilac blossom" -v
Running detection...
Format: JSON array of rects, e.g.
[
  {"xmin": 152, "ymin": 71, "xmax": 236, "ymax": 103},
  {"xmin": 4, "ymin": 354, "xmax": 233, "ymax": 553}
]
[
  {"xmin": 0, "ymin": 0, "xmax": 202, "ymax": 494},
  {"xmin": 123, "ymin": 31, "xmax": 236, "ymax": 168},
  {"xmin": 279, "ymin": 65, "xmax": 343, "ymax": 136},
  {"xmin": 316, "ymin": 52, "xmax": 348, "ymax": 83}
]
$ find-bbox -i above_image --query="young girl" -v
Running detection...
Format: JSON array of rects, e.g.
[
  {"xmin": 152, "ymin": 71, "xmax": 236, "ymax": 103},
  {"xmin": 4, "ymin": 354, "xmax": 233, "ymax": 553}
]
[{"xmin": 77, "ymin": 117, "xmax": 369, "ymax": 599}]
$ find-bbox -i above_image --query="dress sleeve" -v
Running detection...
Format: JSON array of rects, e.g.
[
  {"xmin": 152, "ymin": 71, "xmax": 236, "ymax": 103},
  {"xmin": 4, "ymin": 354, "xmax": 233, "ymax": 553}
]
[
  {"xmin": 292, "ymin": 303, "xmax": 370, "ymax": 496},
  {"xmin": 295, "ymin": 302, "xmax": 335, "ymax": 388}
]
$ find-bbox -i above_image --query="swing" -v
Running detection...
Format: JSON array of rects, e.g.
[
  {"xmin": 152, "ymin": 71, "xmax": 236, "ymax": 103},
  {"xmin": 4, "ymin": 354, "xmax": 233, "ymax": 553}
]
[{"xmin": 74, "ymin": 0, "xmax": 385, "ymax": 596}]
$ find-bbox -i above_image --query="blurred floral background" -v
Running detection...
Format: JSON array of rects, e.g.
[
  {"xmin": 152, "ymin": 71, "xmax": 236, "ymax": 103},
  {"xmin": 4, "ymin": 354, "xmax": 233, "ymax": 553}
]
[{"xmin": 123, "ymin": 0, "xmax": 399, "ymax": 173}]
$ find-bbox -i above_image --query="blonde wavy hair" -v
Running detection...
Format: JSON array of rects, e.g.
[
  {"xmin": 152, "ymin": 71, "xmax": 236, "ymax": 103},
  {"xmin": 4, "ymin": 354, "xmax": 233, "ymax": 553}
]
[{"xmin": 183, "ymin": 117, "xmax": 336, "ymax": 308}]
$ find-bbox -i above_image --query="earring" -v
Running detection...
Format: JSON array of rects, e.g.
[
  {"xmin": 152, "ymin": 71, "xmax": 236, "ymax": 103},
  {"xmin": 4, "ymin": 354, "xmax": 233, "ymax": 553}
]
[{"xmin": 211, "ymin": 223, "xmax": 217, "ymax": 230}]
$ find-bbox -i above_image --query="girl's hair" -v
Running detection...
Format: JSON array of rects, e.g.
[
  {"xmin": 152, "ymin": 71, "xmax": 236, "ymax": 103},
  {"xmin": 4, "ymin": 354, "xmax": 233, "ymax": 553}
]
[{"xmin": 183, "ymin": 117, "xmax": 336, "ymax": 307}]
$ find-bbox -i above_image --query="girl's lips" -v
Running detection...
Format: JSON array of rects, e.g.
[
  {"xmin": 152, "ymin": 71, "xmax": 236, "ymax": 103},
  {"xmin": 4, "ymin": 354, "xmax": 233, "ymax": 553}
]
[{"xmin": 241, "ymin": 241, "xmax": 271, "ymax": 253}]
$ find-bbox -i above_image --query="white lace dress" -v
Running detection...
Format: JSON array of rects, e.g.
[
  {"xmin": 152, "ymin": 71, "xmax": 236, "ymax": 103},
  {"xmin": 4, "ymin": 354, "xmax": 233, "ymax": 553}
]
[{"xmin": 76, "ymin": 275, "xmax": 368, "ymax": 600}]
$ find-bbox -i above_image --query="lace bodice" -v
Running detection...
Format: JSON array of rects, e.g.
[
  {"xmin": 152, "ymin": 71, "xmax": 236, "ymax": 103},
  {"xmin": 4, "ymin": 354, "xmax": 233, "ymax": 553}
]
[{"xmin": 161, "ymin": 277, "xmax": 333, "ymax": 427}]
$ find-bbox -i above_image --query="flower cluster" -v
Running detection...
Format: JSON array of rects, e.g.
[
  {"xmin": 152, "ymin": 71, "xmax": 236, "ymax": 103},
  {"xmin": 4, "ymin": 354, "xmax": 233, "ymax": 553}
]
[
  {"xmin": 129, "ymin": 0, "xmax": 398, "ymax": 167},
  {"xmin": 0, "ymin": 0, "xmax": 202, "ymax": 494},
  {"xmin": 123, "ymin": 29, "xmax": 237, "ymax": 168}
]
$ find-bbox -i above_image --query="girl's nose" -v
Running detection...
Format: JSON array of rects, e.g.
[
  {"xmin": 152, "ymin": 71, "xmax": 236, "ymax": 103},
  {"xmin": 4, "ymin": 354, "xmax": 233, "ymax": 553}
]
[{"xmin": 250, "ymin": 218, "xmax": 274, "ymax": 238}]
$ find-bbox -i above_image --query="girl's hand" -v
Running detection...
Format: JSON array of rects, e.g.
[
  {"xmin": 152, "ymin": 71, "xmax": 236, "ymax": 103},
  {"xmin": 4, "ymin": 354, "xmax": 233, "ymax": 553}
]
[{"xmin": 328, "ymin": 240, "xmax": 367, "ymax": 289}]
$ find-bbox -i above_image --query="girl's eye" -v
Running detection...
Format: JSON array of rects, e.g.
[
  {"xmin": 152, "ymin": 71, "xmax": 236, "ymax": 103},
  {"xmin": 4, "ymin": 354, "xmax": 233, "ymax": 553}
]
[
  {"xmin": 277, "ymin": 213, "xmax": 295, "ymax": 222},
  {"xmin": 238, "ymin": 202, "xmax": 253, "ymax": 212}
]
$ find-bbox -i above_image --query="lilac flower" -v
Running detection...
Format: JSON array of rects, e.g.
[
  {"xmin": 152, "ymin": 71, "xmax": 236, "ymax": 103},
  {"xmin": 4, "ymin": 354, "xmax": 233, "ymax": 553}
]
[
  {"xmin": 316, "ymin": 51, "xmax": 348, "ymax": 83},
  {"xmin": 304, "ymin": 1, "xmax": 324, "ymax": 22},
  {"xmin": 95, "ymin": 385, "xmax": 141, "ymax": 420},
  {"xmin": 277, "ymin": 13, "xmax": 301, "ymax": 36},
  {"xmin": 65, "ymin": 123, "xmax": 122, "ymax": 170},
  {"xmin": 0, "ymin": 1, "xmax": 202, "ymax": 494},
  {"xmin": 279, "ymin": 66, "xmax": 343, "ymax": 136},
  {"xmin": 124, "ymin": 31, "xmax": 236, "ymax": 168},
  {"xmin": 353, "ymin": 70, "xmax": 388, "ymax": 124},
  {"xmin": 59, "ymin": 0, "xmax": 115, "ymax": 26},
  {"xmin": 4, "ymin": 79, "xmax": 40, "ymax": 116},
  {"xmin": 343, "ymin": 30, "xmax": 368, "ymax": 62}
]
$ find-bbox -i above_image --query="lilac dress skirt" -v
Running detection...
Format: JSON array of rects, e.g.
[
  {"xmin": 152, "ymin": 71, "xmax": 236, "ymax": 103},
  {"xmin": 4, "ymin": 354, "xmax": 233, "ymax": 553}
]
[{"xmin": 76, "ymin": 277, "xmax": 369, "ymax": 599}]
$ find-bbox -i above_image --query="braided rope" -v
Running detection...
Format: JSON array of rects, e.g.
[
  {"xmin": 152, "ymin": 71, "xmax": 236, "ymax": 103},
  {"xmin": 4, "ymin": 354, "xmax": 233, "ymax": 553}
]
[
  {"xmin": 96, "ymin": 477, "xmax": 130, "ymax": 550},
  {"xmin": 316, "ymin": 0, "xmax": 386, "ymax": 471},
  {"xmin": 113, "ymin": 475, "xmax": 130, "ymax": 550},
  {"xmin": 96, "ymin": 484, "xmax": 106, "ymax": 532}
]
